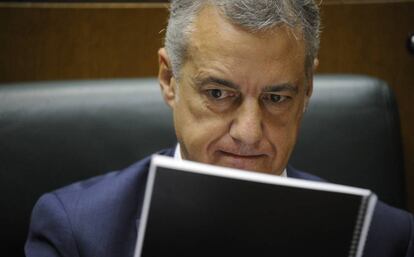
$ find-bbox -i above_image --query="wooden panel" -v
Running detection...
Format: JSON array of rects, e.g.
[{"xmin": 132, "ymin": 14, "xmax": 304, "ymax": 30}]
[
  {"xmin": 318, "ymin": 2, "xmax": 414, "ymax": 211},
  {"xmin": 0, "ymin": 4, "xmax": 168, "ymax": 81},
  {"xmin": 0, "ymin": 2, "xmax": 413, "ymax": 212}
]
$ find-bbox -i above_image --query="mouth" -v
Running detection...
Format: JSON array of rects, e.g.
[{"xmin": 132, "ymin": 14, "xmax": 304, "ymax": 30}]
[
  {"xmin": 218, "ymin": 150, "xmax": 266, "ymax": 160},
  {"xmin": 214, "ymin": 149, "xmax": 270, "ymax": 171},
  {"xmin": 216, "ymin": 150, "xmax": 268, "ymax": 170}
]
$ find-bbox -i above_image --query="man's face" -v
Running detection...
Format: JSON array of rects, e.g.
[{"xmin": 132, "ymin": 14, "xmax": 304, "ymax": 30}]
[{"xmin": 159, "ymin": 6, "xmax": 313, "ymax": 175}]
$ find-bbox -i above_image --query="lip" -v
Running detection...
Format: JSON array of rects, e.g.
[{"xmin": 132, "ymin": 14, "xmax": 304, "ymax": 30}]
[
  {"xmin": 218, "ymin": 150, "xmax": 266, "ymax": 159},
  {"xmin": 216, "ymin": 150, "xmax": 267, "ymax": 170}
]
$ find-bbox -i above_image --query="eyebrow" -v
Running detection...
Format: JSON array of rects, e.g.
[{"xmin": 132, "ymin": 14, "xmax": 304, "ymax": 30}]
[
  {"xmin": 195, "ymin": 76, "xmax": 299, "ymax": 94},
  {"xmin": 195, "ymin": 76, "xmax": 240, "ymax": 90},
  {"xmin": 263, "ymin": 83, "xmax": 299, "ymax": 94}
]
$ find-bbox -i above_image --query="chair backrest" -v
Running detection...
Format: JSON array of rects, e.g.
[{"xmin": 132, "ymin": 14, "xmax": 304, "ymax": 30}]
[
  {"xmin": 290, "ymin": 75, "xmax": 405, "ymax": 208},
  {"xmin": 0, "ymin": 75, "xmax": 405, "ymax": 256}
]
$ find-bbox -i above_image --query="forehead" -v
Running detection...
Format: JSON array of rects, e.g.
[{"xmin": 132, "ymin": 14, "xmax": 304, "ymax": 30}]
[{"xmin": 185, "ymin": 5, "xmax": 307, "ymax": 84}]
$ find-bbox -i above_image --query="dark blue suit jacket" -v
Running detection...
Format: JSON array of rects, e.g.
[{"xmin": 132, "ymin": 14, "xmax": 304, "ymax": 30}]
[{"xmin": 25, "ymin": 149, "xmax": 414, "ymax": 257}]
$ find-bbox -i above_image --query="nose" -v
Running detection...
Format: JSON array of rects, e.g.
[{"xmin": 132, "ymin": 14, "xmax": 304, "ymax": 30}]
[{"xmin": 229, "ymin": 99, "xmax": 263, "ymax": 145}]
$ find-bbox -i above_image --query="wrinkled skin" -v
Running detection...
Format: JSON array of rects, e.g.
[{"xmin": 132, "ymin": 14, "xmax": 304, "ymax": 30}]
[{"xmin": 159, "ymin": 5, "xmax": 315, "ymax": 175}]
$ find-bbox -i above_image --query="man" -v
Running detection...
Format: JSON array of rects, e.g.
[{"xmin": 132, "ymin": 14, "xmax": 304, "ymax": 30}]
[{"xmin": 26, "ymin": 1, "xmax": 413, "ymax": 257}]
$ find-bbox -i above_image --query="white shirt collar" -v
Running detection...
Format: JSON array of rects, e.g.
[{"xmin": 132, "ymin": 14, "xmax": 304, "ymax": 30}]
[
  {"xmin": 174, "ymin": 144, "xmax": 287, "ymax": 177},
  {"xmin": 174, "ymin": 143, "xmax": 182, "ymax": 160}
]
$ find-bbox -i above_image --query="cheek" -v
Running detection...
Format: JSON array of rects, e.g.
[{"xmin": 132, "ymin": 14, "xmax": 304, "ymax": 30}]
[
  {"xmin": 266, "ymin": 100, "xmax": 303, "ymax": 132},
  {"xmin": 176, "ymin": 88, "xmax": 227, "ymax": 130},
  {"xmin": 173, "ymin": 89, "xmax": 231, "ymax": 160},
  {"xmin": 265, "ymin": 100, "xmax": 305, "ymax": 155}
]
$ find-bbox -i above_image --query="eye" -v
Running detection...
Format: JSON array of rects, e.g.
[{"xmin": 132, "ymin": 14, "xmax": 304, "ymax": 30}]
[
  {"xmin": 209, "ymin": 89, "xmax": 224, "ymax": 99},
  {"xmin": 270, "ymin": 94, "xmax": 282, "ymax": 103},
  {"xmin": 206, "ymin": 89, "xmax": 236, "ymax": 100},
  {"xmin": 262, "ymin": 93, "xmax": 289, "ymax": 104}
]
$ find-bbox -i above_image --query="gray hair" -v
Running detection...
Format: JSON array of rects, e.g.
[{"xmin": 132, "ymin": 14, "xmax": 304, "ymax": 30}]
[{"xmin": 165, "ymin": 0, "xmax": 320, "ymax": 79}]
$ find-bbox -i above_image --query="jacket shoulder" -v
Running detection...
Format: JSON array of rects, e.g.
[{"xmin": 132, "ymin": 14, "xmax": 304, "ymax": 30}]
[
  {"xmin": 286, "ymin": 165, "xmax": 326, "ymax": 182},
  {"xmin": 364, "ymin": 201, "xmax": 414, "ymax": 257},
  {"xmin": 26, "ymin": 149, "xmax": 174, "ymax": 257},
  {"xmin": 54, "ymin": 148, "xmax": 174, "ymax": 201}
]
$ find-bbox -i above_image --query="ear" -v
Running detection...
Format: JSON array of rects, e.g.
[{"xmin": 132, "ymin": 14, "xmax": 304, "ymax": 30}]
[
  {"xmin": 158, "ymin": 48, "xmax": 176, "ymax": 109},
  {"xmin": 303, "ymin": 78, "xmax": 312, "ymax": 113},
  {"xmin": 303, "ymin": 58, "xmax": 318, "ymax": 112},
  {"xmin": 307, "ymin": 58, "xmax": 319, "ymax": 97}
]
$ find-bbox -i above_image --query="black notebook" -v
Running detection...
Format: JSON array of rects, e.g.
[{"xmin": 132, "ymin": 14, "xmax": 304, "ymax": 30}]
[{"xmin": 134, "ymin": 155, "xmax": 377, "ymax": 257}]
